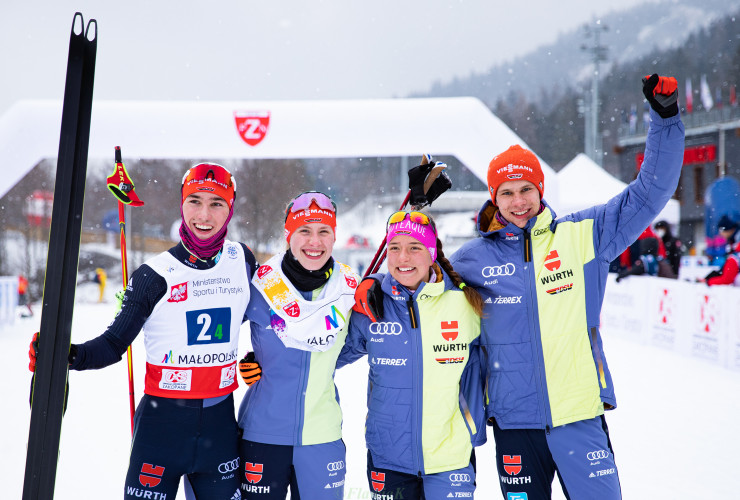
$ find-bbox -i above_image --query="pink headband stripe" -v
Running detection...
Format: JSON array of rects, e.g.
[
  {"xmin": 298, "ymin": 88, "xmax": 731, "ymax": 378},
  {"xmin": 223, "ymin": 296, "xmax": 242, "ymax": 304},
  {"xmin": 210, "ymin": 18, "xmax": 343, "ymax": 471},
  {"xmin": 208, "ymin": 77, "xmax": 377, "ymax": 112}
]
[{"xmin": 386, "ymin": 219, "xmax": 437, "ymax": 262}]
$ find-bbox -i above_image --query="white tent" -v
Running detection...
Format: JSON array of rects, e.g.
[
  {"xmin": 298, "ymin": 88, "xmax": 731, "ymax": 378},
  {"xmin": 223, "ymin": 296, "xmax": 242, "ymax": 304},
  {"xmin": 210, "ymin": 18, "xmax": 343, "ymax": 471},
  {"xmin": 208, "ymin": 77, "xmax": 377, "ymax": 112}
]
[
  {"xmin": 557, "ymin": 153, "xmax": 680, "ymax": 226},
  {"xmin": 0, "ymin": 97, "xmax": 558, "ymax": 205}
]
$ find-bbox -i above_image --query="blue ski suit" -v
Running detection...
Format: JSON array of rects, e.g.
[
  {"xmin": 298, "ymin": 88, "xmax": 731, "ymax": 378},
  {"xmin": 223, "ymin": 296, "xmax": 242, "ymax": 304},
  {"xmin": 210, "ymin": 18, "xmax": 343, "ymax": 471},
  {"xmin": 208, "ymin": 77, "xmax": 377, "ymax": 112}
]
[{"xmin": 450, "ymin": 108, "xmax": 684, "ymax": 498}]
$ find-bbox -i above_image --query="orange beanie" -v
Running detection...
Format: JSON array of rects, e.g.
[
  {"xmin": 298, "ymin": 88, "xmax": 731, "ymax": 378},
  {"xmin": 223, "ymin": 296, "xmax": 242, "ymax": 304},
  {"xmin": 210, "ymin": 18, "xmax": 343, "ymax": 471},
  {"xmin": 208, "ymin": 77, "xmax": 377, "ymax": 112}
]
[{"xmin": 487, "ymin": 145, "xmax": 544, "ymax": 205}]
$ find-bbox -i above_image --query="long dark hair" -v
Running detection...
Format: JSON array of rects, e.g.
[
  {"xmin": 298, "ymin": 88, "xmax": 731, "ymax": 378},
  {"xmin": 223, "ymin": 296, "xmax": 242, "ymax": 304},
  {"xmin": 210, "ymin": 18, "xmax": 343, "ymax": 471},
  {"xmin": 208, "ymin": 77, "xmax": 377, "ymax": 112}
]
[{"xmin": 435, "ymin": 238, "xmax": 484, "ymax": 317}]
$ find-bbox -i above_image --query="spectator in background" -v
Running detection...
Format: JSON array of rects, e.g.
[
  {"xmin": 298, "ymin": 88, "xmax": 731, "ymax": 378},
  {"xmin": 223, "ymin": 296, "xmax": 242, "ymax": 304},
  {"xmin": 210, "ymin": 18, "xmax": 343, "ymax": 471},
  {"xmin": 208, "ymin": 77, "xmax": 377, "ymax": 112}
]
[
  {"xmin": 704, "ymin": 242, "xmax": 740, "ymax": 286},
  {"xmin": 617, "ymin": 225, "xmax": 669, "ymax": 276},
  {"xmin": 93, "ymin": 268, "xmax": 107, "ymax": 303},
  {"xmin": 616, "ymin": 237, "xmax": 660, "ymax": 282},
  {"xmin": 18, "ymin": 274, "xmax": 33, "ymax": 317},
  {"xmin": 717, "ymin": 215, "xmax": 740, "ymax": 256},
  {"xmin": 654, "ymin": 220, "xmax": 684, "ymax": 276}
]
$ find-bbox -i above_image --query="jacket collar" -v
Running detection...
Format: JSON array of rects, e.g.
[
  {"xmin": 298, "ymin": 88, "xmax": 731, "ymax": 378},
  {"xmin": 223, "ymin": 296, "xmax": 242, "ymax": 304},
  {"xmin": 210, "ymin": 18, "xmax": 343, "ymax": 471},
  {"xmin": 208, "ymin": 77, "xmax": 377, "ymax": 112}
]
[{"xmin": 476, "ymin": 199, "xmax": 556, "ymax": 238}]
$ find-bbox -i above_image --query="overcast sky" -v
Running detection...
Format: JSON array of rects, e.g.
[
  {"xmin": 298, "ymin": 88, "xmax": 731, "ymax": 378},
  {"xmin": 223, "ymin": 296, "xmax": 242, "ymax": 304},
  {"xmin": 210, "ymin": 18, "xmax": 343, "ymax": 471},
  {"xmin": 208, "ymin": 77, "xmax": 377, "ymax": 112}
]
[{"xmin": 1, "ymin": 0, "xmax": 655, "ymax": 116}]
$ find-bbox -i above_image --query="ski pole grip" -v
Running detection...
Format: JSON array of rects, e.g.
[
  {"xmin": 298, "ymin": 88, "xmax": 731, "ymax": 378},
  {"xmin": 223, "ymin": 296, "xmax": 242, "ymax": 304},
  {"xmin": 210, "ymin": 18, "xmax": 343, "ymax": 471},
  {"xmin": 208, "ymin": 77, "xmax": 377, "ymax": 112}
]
[{"xmin": 115, "ymin": 146, "xmax": 122, "ymax": 164}]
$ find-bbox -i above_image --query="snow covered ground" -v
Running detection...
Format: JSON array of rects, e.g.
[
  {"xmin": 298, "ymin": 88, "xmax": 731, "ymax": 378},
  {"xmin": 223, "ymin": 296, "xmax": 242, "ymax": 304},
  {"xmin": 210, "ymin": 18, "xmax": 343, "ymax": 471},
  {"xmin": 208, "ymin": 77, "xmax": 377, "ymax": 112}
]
[{"xmin": 3, "ymin": 282, "xmax": 740, "ymax": 499}]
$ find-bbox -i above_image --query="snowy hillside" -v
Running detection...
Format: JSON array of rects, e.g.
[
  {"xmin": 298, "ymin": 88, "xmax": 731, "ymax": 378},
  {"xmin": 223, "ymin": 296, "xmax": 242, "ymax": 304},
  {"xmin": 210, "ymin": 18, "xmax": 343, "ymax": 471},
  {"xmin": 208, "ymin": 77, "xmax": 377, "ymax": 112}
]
[{"xmin": 419, "ymin": 0, "xmax": 740, "ymax": 105}]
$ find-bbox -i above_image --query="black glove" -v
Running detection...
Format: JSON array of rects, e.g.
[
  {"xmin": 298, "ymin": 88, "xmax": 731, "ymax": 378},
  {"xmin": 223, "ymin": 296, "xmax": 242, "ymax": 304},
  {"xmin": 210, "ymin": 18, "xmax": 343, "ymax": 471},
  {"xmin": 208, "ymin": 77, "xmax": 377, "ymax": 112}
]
[
  {"xmin": 239, "ymin": 352, "xmax": 261, "ymax": 386},
  {"xmin": 704, "ymin": 269, "xmax": 722, "ymax": 282},
  {"xmin": 352, "ymin": 277, "xmax": 384, "ymax": 322},
  {"xmin": 642, "ymin": 74, "xmax": 679, "ymax": 118},
  {"xmin": 408, "ymin": 160, "xmax": 452, "ymax": 208}
]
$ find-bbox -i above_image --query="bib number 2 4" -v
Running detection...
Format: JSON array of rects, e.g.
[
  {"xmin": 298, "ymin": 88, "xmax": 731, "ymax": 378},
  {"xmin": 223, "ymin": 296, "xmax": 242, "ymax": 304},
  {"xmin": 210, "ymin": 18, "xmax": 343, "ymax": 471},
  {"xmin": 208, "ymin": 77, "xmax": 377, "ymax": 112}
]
[{"xmin": 186, "ymin": 307, "xmax": 231, "ymax": 345}]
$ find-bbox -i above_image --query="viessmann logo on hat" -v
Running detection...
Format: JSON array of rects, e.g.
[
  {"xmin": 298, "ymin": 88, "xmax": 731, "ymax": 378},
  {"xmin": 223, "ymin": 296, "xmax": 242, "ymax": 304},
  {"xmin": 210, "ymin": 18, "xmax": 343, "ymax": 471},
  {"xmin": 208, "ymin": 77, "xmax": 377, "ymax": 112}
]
[{"xmin": 496, "ymin": 163, "xmax": 534, "ymax": 174}]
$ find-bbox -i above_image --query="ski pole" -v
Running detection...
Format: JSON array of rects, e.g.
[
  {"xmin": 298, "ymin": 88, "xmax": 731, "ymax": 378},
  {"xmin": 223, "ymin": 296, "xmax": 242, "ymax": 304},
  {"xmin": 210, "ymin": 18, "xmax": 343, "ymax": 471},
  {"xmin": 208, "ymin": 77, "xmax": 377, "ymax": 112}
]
[
  {"xmin": 106, "ymin": 146, "xmax": 144, "ymax": 434},
  {"xmin": 364, "ymin": 154, "xmax": 449, "ymax": 277}
]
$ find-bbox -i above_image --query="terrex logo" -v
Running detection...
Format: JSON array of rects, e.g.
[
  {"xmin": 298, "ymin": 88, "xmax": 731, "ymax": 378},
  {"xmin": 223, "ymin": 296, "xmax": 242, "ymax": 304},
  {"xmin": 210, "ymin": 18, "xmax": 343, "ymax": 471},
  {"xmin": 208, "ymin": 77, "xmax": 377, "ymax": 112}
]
[
  {"xmin": 256, "ymin": 265, "xmax": 272, "ymax": 279},
  {"xmin": 371, "ymin": 471, "xmax": 385, "ymax": 492},
  {"xmin": 441, "ymin": 321, "xmax": 459, "ymax": 341},
  {"xmin": 503, "ymin": 455, "xmax": 522, "ymax": 475},
  {"xmin": 234, "ymin": 111, "xmax": 270, "ymax": 146},
  {"xmin": 244, "ymin": 462, "xmax": 263, "ymax": 484},
  {"xmin": 543, "ymin": 250, "xmax": 561, "ymax": 271},
  {"xmin": 167, "ymin": 282, "xmax": 188, "ymax": 302},
  {"xmin": 139, "ymin": 463, "xmax": 165, "ymax": 488}
]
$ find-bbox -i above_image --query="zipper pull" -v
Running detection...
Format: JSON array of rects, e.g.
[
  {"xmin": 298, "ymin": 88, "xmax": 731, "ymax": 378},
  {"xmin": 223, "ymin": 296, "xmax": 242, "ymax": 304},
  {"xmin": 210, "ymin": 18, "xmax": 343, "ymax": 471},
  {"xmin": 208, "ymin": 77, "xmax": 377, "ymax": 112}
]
[
  {"xmin": 407, "ymin": 300, "xmax": 417, "ymax": 329},
  {"xmin": 524, "ymin": 230, "xmax": 532, "ymax": 263}
]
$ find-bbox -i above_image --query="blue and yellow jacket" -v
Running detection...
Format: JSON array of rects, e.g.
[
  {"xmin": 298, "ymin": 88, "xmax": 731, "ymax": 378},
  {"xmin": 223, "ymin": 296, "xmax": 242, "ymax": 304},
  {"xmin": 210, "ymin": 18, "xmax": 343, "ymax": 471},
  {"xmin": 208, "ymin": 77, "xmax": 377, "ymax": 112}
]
[
  {"xmin": 237, "ymin": 283, "xmax": 349, "ymax": 446},
  {"xmin": 337, "ymin": 266, "xmax": 485, "ymax": 475},
  {"xmin": 450, "ymin": 109, "xmax": 684, "ymax": 430}
]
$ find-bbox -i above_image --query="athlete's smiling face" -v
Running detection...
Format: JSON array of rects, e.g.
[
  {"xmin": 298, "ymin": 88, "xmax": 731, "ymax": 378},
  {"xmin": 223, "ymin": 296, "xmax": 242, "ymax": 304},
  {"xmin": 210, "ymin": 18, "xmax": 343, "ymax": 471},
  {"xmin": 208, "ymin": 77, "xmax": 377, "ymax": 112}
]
[
  {"xmin": 182, "ymin": 193, "xmax": 230, "ymax": 240},
  {"xmin": 495, "ymin": 180, "xmax": 541, "ymax": 228},
  {"xmin": 387, "ymin": 234, "xmax": 432, "ymax": 291},
  {"xmin": 289, "ymin": 223, "xmax": 335, "ymax": 271}
]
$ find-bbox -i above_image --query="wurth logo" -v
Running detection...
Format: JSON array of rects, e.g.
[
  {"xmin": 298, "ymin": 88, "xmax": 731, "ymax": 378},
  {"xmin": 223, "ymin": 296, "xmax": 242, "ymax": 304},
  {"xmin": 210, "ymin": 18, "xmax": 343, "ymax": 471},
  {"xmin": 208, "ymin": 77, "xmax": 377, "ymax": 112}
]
[
  {"xmin": 126, "ymin": 487, "xmax": 167, "ymax": 499},
  {"xmin": 244, "ymin": 462, "xmax": 263, "ymax": 484},
  {"xmin": 168, "ymin": 282, "xmax": 188, "ymax": 302},
  {"xmin": 503, "ymin": 455, "xmax": 522, "ymax": 475},
  {"xmin": 441, "ymin": 321, "xmax": 459, "ymax": 341},
  {"xmin": 371, "ymin": 471, "xmax": 385, "ymax": 492},
  {"xmin": 543, "ymin": 250, "xmax": 561, "ymax": 271},
  {"xmin": 139, "ymin": 463, "xmax": 165, "ymax": 488}
]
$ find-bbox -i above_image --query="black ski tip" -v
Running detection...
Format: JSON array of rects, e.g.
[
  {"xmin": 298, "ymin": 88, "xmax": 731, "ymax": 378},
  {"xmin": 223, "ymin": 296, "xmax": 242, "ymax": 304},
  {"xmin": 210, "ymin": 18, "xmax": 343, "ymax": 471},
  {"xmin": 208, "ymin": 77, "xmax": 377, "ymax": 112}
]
[
  {"xmin": 72, "ymin": 12, "xmax": 85, "ymax": 36},
  {"xmin": 85, "ymin": 18, "xmax": 98, "ymax": 42}
]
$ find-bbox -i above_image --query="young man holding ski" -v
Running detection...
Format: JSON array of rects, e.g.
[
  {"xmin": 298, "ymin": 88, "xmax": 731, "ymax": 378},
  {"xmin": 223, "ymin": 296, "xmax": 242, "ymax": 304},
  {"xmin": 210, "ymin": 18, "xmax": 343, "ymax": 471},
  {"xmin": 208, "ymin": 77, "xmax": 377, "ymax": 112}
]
[
  {"xmin": 450, "ymin": 74, "xmax": 684, "ymax": 499},
  {"xmin": 30, "ymin": 163, "xmax": 254, "ymax": 499}
]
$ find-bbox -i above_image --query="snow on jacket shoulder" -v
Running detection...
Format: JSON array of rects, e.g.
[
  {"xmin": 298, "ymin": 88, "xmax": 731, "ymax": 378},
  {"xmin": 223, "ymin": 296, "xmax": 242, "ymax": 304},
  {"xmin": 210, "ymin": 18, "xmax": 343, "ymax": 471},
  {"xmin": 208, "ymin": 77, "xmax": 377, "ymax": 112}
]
[
  {"xmin": 338, "ymin": 267, "xmax": 482, "ymax": 475},
  {"xmin": 450, "ymin": 109, "xmax": 684, "ymax": 430}
]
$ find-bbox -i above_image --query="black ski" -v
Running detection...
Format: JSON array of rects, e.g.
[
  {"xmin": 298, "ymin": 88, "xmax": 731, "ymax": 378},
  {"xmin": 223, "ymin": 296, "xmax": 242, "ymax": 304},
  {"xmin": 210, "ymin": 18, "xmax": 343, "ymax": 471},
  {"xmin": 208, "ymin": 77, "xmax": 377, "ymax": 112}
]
[{"xmin": 23, "ymin": 12, "xmax": 97, "ymax": 500}]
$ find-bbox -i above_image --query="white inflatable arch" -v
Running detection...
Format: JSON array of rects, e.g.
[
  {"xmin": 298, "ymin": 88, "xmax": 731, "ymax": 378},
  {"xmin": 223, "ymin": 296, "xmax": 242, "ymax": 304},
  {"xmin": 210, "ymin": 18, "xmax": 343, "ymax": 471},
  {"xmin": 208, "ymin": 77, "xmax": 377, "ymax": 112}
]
[{"xmin": 0, "ymin": 97, "xmax": 558, "ymax": 204}]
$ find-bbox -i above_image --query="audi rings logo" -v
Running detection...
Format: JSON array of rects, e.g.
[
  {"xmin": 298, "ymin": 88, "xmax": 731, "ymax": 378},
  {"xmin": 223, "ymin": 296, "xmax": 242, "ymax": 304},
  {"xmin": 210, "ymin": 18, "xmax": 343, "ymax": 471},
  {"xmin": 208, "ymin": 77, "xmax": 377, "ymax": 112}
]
[
  {"xmin": 326, "ymin": 461, "xmax": 345, "ymax": 472},
  {"xmin": 369, "ymin": 322, "xmax": 402, "ymax": 335},
  {"xmin": 448, "ymin": 473, "xmax": 471, "ymax": 482},
  {"xmin": 481, "ymin": 263, "xmax": 516, "ymax": 277},
  {"xmin": 218, "ymin": 458, "xmax": 240, "ymax": 474},
  {"xmin": 586, "ymin": 450, "xmax": 610, "ymax": 461}
]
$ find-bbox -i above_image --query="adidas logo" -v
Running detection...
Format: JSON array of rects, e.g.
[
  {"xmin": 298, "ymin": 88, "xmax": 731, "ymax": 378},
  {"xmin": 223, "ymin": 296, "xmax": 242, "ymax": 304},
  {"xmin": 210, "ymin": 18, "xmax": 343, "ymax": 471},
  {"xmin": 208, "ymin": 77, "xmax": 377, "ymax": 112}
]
[
  {"xmin": 484, "ymin": 297, "xmax": 493, "ymax": 304},
  {"xmin": 447, "ymin": 493, "xmax": 454, "ymax": 498},
  {"xmin": 325, "ymin": 484, "xmax": 331, "ymax": 489}
]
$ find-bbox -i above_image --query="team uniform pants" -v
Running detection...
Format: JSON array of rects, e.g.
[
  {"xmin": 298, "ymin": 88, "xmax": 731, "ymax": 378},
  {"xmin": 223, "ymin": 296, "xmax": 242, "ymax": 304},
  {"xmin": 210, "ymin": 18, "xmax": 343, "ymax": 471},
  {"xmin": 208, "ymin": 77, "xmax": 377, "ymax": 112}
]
[
  {"xmin": 366, "ymin": 450, "xmax": 476, "ymax": 500},
  {"xmin": 239, "ymin": 438, "xmax": 346, "ymax": 499},
  {"xmin": 492, "ymin": 415, "xmax": 622, "ymax": 500},
  {"xmin": 124, "ymin": 394, "xmax": 241, "ymax": 500}
]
